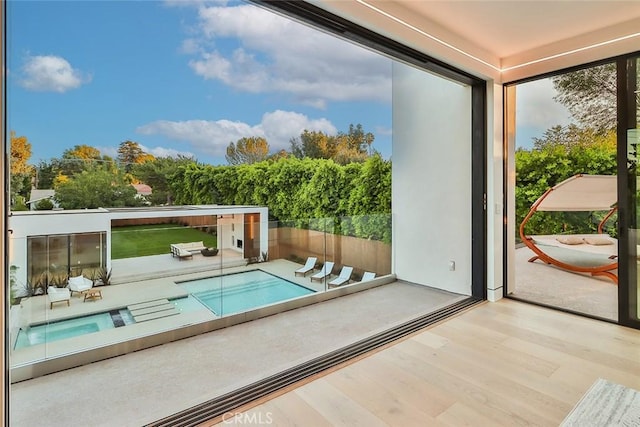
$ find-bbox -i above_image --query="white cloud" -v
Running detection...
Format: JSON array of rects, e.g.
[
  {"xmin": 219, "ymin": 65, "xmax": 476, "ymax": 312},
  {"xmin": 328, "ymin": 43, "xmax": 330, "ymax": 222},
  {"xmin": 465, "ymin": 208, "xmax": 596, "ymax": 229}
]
[
  {"xmin": 516, "ymin": 78, "xmax": 574, "ymax": 129},
  {"xmin": 136, "ymin": 109, "xmax": 337, "ymax": 157},
  {"xmin": 185, "ymin": 4, "xmax": 391, "ymax": 107},
  {"xmin": 140, "ymin": 145, "xmax": 195, "ymax": 159},
  {"xmin": 20, "ymin": 55, "xmax": 90, "ymax": 93}
]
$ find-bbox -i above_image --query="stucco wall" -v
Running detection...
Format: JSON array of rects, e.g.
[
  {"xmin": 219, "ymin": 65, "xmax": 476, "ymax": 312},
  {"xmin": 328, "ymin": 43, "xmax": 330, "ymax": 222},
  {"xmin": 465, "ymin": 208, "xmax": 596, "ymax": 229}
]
[{"xmin": 392, "ymin": 62, "xmax": 472, "ymax": 295}]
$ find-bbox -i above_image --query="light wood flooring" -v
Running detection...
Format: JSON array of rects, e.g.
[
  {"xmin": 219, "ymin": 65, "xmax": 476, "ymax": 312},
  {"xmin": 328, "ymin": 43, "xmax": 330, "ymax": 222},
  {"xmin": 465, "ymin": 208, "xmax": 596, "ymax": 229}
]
[{"xmin": 208, "ymin": 299, "xmax": 640, "ymax": 426}]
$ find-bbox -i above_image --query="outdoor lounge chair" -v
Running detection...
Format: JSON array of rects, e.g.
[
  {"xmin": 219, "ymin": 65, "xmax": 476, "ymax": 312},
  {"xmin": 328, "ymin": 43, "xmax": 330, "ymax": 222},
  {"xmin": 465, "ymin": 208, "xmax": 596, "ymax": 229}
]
[
  {"xmin": 48, "ymin": 286, "xmax": 71, "ymax": 309},
  {"xmin": 310, "ymin": 261, "xmax": 334, "ymax": 282},
  {"xmin": 328, "ymin": 266, "xmax": 353, "ymax": 287},
  {"xmin": 68, "ymin": 275, "xmax": 93, "ymax": 296},
  {"xmin": 294, "ymin": 257, "xmax": 317, "ymax": 276},
  {"xmin": 361, "ymin": 271, "xmax": 376, "ymax": 282},
  {"xmin": 519, "ymin": 174, "xmax": 619, "ymax": 284}
]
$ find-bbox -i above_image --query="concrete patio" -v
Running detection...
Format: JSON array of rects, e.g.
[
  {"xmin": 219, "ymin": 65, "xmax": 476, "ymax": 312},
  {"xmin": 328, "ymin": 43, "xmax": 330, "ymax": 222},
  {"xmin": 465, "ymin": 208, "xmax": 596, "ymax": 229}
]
[
  {"xmin": 9, "ymin": 280, "xmax": 466, "ymax": 427},
  {"xmin": 511, "ymin": 245, "xmax": 618, "ymax": 321}
]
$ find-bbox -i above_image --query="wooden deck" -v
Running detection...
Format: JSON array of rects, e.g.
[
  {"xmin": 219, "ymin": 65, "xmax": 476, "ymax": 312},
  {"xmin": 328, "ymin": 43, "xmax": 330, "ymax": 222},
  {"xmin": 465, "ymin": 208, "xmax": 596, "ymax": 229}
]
[{"xmin": 209, "ymin": 299, "xmax": 640, "ymax": 426}]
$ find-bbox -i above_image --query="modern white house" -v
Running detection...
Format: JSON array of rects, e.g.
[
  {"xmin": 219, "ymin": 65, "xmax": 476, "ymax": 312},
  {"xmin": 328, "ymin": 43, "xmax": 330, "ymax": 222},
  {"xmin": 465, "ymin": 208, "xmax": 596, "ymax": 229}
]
[{"xmin": 8, "ymin": 205, "xmax": 269, "ymax": 289}]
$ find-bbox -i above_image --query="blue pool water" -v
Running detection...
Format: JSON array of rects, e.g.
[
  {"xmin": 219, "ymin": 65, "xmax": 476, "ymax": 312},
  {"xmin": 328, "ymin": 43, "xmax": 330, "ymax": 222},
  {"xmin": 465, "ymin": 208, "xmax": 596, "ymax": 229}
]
[
  {"xmin": 14, "ymin": 309, "xmax": 134, "ymax": 349},
  {"xmin": 178, "ymin": 270, "xmax": 315, "ymax": 316}
]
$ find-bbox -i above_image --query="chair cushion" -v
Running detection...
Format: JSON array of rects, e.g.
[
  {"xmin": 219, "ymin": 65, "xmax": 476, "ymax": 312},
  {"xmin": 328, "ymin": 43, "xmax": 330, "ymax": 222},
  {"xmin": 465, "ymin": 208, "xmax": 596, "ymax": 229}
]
[{"xmin": 69, "ymin": 276, "xmax": 85, "ymax": 286}]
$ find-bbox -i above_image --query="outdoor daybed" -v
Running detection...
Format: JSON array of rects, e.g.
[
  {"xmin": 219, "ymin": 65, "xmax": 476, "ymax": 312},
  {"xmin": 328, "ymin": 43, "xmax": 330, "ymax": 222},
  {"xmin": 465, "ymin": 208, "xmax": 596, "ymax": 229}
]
[{"xmin": 519, "ymin": 174, "xmax": 619, "ymax": 284}]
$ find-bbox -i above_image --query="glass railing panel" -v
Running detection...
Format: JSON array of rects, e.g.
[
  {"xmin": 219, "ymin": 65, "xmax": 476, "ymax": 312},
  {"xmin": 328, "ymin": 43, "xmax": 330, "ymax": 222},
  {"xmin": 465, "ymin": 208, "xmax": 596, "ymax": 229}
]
[{"xmin": 8, "ymin": 213, "xmax": 392, "ymax": 372}]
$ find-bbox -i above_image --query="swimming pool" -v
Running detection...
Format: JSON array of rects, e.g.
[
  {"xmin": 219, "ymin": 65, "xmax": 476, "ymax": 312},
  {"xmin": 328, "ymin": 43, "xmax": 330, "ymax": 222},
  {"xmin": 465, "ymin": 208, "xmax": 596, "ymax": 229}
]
[
  {"xmin": 178, "ymin": 270, "xmax": 315, "ymax": 316},
  {"xmin": 14, "ymin": 309, "xmax": 134, "ymax": 349}
]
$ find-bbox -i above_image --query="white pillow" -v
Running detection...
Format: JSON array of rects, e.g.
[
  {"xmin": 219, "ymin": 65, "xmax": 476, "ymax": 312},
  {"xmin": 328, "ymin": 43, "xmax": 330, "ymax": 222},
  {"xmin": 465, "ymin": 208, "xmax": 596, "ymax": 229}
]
[
  {"xmin": 584, "ymin": 235, "xmax": 614, "ymax": 246},
  {"xmin": 556, "ymin": 235, "xmax": 584, "ymax": 245}
]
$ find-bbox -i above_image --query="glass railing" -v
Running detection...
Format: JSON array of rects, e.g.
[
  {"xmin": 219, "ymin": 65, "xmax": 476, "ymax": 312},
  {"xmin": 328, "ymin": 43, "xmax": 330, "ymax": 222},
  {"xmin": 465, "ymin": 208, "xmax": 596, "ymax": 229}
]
[{"xmin": 7, "ymin": 212, "xmax": 391, "ymax": 370}]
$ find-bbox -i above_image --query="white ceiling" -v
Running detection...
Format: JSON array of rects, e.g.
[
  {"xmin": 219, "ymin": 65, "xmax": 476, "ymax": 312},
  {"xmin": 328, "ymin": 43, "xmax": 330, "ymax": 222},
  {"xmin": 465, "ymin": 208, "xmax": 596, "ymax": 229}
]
[{"xmin": 378, "ymin": 1, "xmax": 640, "ymax": 58}]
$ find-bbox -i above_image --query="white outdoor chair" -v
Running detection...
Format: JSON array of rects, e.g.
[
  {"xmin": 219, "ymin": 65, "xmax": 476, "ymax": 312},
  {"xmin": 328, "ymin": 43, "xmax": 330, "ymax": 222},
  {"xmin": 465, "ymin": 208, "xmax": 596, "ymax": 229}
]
[{"xmin": 48, "ymin": 286, "xmax": 71, "ymax": 309}]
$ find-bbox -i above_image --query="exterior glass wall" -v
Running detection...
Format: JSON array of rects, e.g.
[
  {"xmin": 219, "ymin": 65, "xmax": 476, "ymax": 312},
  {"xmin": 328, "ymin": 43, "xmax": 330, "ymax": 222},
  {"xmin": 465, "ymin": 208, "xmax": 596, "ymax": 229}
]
[
  {"xmin": 507, "ymin": 62, "xmax": 619, "ymax": 321},
  {"xmin": 26, "ymin": 232, "xmax": 107, "ymax": 289},
  {"xmin": 508, "ymin": 55, "xmax": 640, "ymax": 330}
]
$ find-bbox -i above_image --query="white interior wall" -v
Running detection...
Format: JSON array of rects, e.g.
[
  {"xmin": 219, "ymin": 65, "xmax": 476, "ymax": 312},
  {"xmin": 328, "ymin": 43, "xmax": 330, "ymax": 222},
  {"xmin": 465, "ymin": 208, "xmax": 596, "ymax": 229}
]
[
  {"xmin": 216, "ymin": 215, "xmax": 244, "ymax": 254},
  {"xmin": 487, "ymin": 83, "xmax": 505, "ymax": 302},
  {"xmin": 392, "ymin": 62, "xmax": 472, "ymax": 295}
]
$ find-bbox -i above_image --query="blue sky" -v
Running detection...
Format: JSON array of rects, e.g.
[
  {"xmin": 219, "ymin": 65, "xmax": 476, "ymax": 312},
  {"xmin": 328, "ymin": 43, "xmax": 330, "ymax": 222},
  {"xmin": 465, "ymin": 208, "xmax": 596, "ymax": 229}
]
[
  {"xmin": 7, "ymin": 0, "xmax": 572, "ymax": 166},
  {"xmin": 7, "ymin": 0, "xmax": 393, "ymax": 165}
]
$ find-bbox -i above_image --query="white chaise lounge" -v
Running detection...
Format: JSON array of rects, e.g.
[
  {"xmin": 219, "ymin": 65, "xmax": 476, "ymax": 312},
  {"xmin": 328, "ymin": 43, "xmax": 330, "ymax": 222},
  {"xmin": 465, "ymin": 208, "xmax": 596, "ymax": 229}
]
[
  {"xmin": 328, "ymin": 266, "xmax": 353, "ymax": 287},
  {"xmin": 311, "ymin": 261, "xmax": 334, "ymax": 282},
  {"xmin": 295, "ymin": 257, "xmax": 317, "ymax": 276},
  {"xmin": 361, "ymin": 271, "xmax": 376, "ymax": 282}
]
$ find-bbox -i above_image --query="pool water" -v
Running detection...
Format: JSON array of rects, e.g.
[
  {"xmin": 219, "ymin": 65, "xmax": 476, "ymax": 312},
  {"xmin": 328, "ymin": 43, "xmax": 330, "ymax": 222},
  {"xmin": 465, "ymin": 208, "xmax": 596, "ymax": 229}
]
[
  {"xmin": 14, "ymin": 309, "xmax": 134, "ymax": 349},
  {"xmin": 178, "ymin": 270, "xmax": 315, "ymax": 316}
]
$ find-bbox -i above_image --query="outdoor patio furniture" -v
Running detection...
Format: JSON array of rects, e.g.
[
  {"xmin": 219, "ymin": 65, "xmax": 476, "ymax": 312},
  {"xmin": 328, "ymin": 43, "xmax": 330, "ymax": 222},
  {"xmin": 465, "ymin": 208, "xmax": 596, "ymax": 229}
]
[
  {"xmin": 519, "ymin": 174, "xmax": 619, "ymax": 284},
  {"xmin": 201, "ymin": 247, "xmax": 219, "ymax": 257},
  {"xmin": 68, "ymin": 275, "xmax": 93, "ymax": 296},
  {"xmin": 175, "ymin": 247, "xmax": 193, "ymax": 260},
  {"xmin": 83, "ymin": 288, "xmax": 103, "ymax": 302},
  {"xmin": 361, "ymin": 272, "xmax": 376, "ymax": 282},
  {"xmin": 310, "ymin": 261, "xmax": 334, "ymax": 282},
  {"xmin": 48, "ymin": 286, "xmax": 71, "ymax": 309},
  {"xmin": 328, "ymin": 266, "xmax": 353, "ymax": 287},
  {"xmin": 170, "ymin": 241, "xmax": 207, "ymax": 257},
  {"xmin": 294, "ymin": 257, "xmax": 317, "ymax": 276}
]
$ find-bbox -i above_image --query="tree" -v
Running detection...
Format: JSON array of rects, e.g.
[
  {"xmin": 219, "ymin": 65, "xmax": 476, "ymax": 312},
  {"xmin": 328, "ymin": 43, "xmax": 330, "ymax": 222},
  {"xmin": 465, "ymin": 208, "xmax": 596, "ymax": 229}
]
[
  {"xmin": 56, "ymin": 144, "xmax": 105, "ymax": 176},
  {"xmin": 35, "ymin": 160, "xmax": 56, "ymax": 189},
  {"xmin": 225, "ymin": 137, "xmax": 270, "ymax": 165},
  {"xmin": 516, "ymin": 126, "xmax": 616, "ymax": 237},
  {"xmin": 54, "ymin": 168, "xmax": 143, "ymax": 209},
  {"xmin": 132, "ymin": 155, "xmax": 196, "ymax": 205},
  {"xmin": 10, "ymin": 131, "xmax": 32, "ymax": 175},
  {"xmin": 552, "ymin": 63, "xmax": 617, "ymax": 132},
  {"xmin": 289, "ymin": 124, "xmax": 375, "ymax": 164},
  {"xmin": 117, "ymin": 140, "xmax": 154, "ymax": 172},
  {"xmin": 35, "ymin": 198, "xmax": 54, "ymax": 210},
  {"xmin": 63, "ymin": 144, "xmax": 102, "ymax": 160},
  {"xmin": 10, "ymin": 131, "xmax": 34, "ymax": 209}
]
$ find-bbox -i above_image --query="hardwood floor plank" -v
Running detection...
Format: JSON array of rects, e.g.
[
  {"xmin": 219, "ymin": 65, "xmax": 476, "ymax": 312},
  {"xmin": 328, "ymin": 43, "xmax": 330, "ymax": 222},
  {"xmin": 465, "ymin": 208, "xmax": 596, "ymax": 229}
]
[
  {"xmin": 463, "ymin": 311, "xmax": 638, "ymax": 374},
  {"xmin": 327, "ymin": 356, "xmax": 454, "ymax": 422},
  {"xmin": 426, "ymin": 330, "xmax": 577, "ymax": 405},
  {"xmin": 376, "ymin": 345, "xmax": 543, "ymax": 426},
  {"xmin": 391, "ymin": 339, "xmax": 569, "ymax": 423},
  {"xmin": 213, "ymin": 301, "xmax": 640, "ymax": 426},
  {"xmin": 433, "ymin": 321, "xmax": 561, "ymax": 378},
  {"xmin": 436, "ymin": 401, "xmax": 509, "ymax": 427},
  {"xmin": 295, "ymin": 379, "xmax": 388, "ymax": 427}
]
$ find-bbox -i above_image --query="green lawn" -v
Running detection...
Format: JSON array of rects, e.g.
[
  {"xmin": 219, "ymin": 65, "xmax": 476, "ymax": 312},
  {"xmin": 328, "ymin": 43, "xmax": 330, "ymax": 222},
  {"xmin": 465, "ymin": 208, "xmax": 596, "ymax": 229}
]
[{"xmin": 111, "ymin": 224, "xmax": 217, "ymax": 259}]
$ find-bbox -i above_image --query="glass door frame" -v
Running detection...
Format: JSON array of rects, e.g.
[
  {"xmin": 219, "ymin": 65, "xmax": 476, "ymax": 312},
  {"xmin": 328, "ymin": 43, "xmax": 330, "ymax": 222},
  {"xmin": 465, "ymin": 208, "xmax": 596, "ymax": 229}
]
[{"xmin": 617, "ymin": 54, "xmax": 640, "ymax": 329}]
